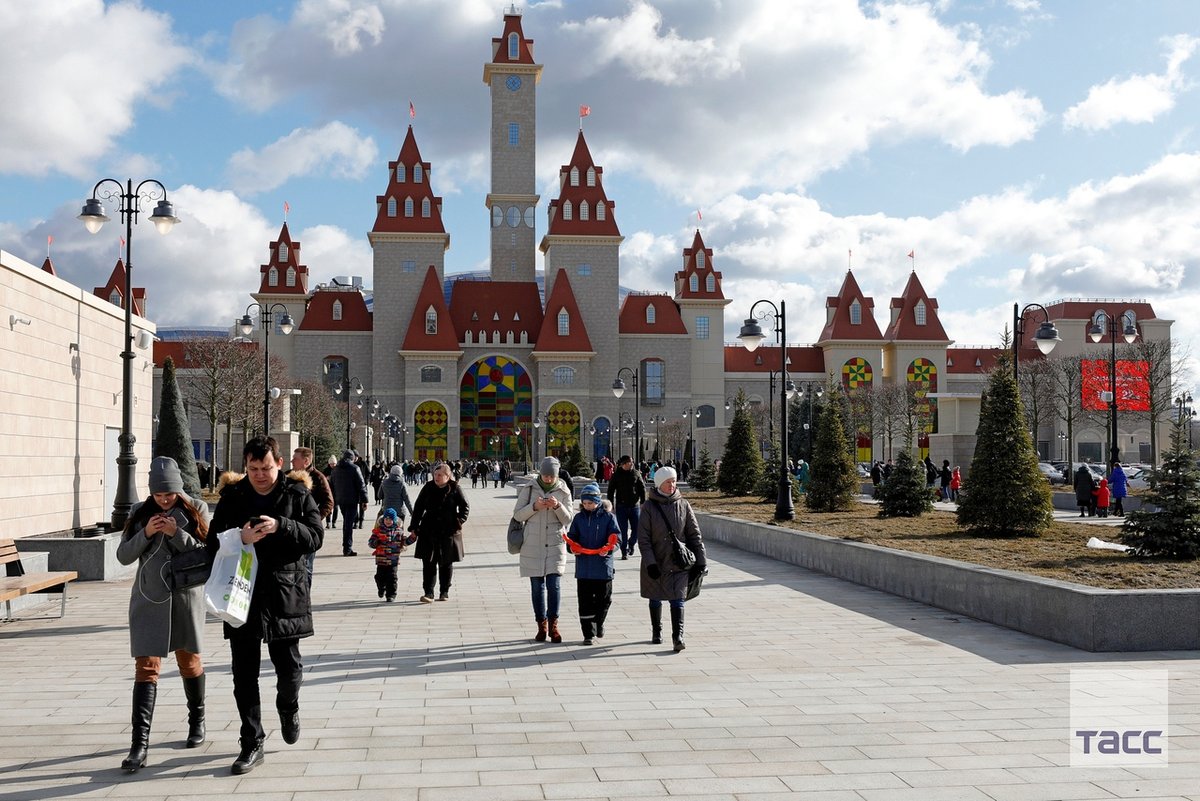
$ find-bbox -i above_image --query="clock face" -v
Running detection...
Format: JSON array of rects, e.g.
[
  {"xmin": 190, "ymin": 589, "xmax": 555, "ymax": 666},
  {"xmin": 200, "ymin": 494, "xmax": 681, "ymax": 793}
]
[{"xmin": 505, "ymin": 75, "xmax": 522, "ymax": 92}]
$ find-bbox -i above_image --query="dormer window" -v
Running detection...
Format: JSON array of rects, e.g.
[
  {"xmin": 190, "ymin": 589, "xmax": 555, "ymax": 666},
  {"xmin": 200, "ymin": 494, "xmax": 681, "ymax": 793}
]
[
  {"xmin": 570, "ymin": 167, "xmax": 579, "ymax": 186},
  {"xmin": 1123, "ymin": 309, "xmax": 1137, "ymax": 329},
  {"xmin": 425, "ymin": 306, "xmax": 437, "ymax": 334},
  {"xmin": 414, "ymin": 164, "xmax": 423, "ymax": 183},
  {"xmin": 332, "ymin": 300, "xmax": 343, "ymax": 321},
  {"xmin": 1093, "ymin": 309, "xmax": 1108, "ymax": 330},
  {"xmin": 586, "ymin": 167, "xmax": 595, "ymax": 186},
  {"xmin": 915, "ymin": 299, "xmax": 927, "ymax": 326},
  {"xmin": 286, "ymin": 267, "xmax": 296, "ymax": 287},
  {"xmin": 557, "ymin": 309, "xmax": 569, "ymax": 336},
  {"xmin": 279, "ymin": 242, "xmax": 289, "ymax": 262},
  {"xmin": 850, "ymin": 299, "xmax": 862, "ymax": 325},
  {"xmin": 705, "ymin": 274, "xmax": 715, "ymax": 292},
  {"xmin": 689, "ymin": 274, "xmax": 698, "ymax": 292},
  {"xmin": 387, "ymin": 197, "xmax": 397, "ymax": 217},
  {"xmin": 508, "ymin": 32, "xmax": 519, "ymax": 59},
  {"xmin": 421, "ymin": 198, "xmax": 431, "ymax": 217},
  {"xmin": 109, "ymin": 289, "xmax": 121, "ymax": 306},
  {"xmin": 579, "ymin": 201, "xmax": 589, "ymax": 220},
  {"xmin": 396, "ymin": 163, "xmax": 406, "ymax": 182},
  {"xmin": 268, "ymin": 267, "xmax": 278, "ymax": 286},
  {"xmin": 697, "ymin": 251, "xmax": 705, "ymax": 269},
  {"xmin": 404, "ymin": 197, "xmax": 414, "ymax": 217},
  {"xmin": 562, "ymin": 201, "xmax": 572, "ymax": 221},
  {"xmin": 646, "ymin": 303, "xmax": 656, "ymax": 324}
]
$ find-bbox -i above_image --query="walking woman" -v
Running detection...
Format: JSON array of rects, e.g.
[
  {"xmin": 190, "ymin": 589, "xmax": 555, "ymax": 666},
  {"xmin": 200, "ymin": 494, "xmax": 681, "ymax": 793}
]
[
  {"xmin": 115, "ymin": 456, "xmax": 212, "ymax": 772},
  {"xmin": 409, "ymin": 462, "xmax": 470, "ymax": 602},
  {"xmin": 638, "ymin": 466, "xmax": 707, "ymax": 652},
  {"xmin": 512, "ymin": 457, "xmax": 573, "ymax": 642}
]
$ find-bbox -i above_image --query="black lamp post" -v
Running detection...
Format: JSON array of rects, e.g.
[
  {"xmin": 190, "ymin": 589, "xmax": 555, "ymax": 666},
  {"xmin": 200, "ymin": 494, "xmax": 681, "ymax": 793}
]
[
  {"xmin": 798, "ymin": 382, "xmax": 824, "ymax": 461},
  {"xmin": 738, "ymin": 299, "xmax": 795, "ymax": 521},
  {"xmin": 613, "ymin": 367, "xmax": 640, "ymax": 462},
  {"xmin": 1089, "ymin": 313, "xmax": 1138, "ymax": 463},
  {"xmin": 681, "ymin": 407, "xmax": 701, "ymax": 466},
  {"xmin": 333, "ymin": 376, "xmax": 365, "ymax": 449},
  {"xmin": 1177, "ymin": 393, "xmax": 1195, "ymax": 450},
  {"xmin": 1012, "ymin": 302, "xmax": 1061, "ymax": 380},
  {"xmin": 238, "ymin": 303, "xmax": 294, "ymax": 435},
  {"xmin": 78, "ymin": 178, "xmax": 180, "ymax": 529}
]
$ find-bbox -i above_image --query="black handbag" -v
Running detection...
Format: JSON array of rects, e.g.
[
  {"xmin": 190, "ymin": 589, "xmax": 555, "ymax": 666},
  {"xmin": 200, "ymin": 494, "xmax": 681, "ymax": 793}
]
[
  {"xmin": 168, "ymin": 547, "xmax": 212, "ymax": 591},
  {"xmin": 685, "ymin": 565, "xmax": 707, "ymax": 600},
  {"xmin": 672, "ymin": 535, "xmax": 696, "ymax": 570}
]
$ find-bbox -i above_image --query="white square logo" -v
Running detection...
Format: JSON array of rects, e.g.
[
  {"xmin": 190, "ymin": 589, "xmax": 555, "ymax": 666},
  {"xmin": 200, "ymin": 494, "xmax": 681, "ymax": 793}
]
[{"xmin": 1070, "ymin": 669, "xmax": 1169, "ymax": 767}]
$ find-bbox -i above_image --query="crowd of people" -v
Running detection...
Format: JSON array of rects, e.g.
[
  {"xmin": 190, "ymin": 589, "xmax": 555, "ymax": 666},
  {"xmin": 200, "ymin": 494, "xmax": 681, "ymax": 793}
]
[{"xmin": 116, "ymin": 444, "xmax": 706, "ymax": 777}]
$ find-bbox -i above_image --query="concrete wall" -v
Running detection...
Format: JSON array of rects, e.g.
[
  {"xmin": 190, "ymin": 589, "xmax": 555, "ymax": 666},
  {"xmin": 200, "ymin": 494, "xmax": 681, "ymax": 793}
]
[{"xmin": 1, "ymin": 249, "xmax": 155, "ymax": 538}]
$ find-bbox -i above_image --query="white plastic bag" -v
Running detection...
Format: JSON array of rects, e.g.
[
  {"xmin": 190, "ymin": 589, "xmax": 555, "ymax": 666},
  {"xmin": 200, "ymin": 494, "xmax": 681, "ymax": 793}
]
[{"xmin": 204, "ymin": 528, "xmax": 258, "ymax": 627}]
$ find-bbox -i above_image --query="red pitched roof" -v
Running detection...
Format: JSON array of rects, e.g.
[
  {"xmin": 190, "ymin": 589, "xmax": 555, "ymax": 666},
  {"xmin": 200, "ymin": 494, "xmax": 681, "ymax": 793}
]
[
  {"xmin": 1042, "ymin": 300, "xmax": 1157, "ymax": 341},
  {"xmin": 618, "ymin": 294, "xmax": 688, "ymax": 335},
  {"xmin": 257, "ymin": 223, "xmax": 308, "ymax": 295},
  {"xmin": 817, "ymin": 270, "xmax": 883, "ymax": 342},
  {"xmin": 152, "ymin": 339, "xmax": 257, "ymax": 369},
  {"xmin": 93, "ymin": 259, "xmax": 145, "ymax": 316},
  {"xmin": 534, "ymin": 269, "xmax": 593, "ymax": 352},
  {"xmin": 298, "ymin": 289, "xmax": 372, "ymax": 332},
  {"xmin": 946, "ymin": 347, "xmax": 1001, "ymax": 374},
  {"xmin": 674, "ymin": 229, "xmax": 725, "ymax": 300},
  {"xmin": 724, "ymin": 345, "xmax": 826, "ymax": 374},
  {"xmin": 449, "ymin": 280, "xmax": 543, "ymax": 344},
  {"xmin": 401, "ymin": 266, "xmax": 458, "ymax": 350},
  {"xmin": 545, "ymin": 131, "xmax": 620, "ymax": 237},
  {"xmin": 883, "ymin": 272, "xmax": 950, "ymax": 342},
  {"xmin": 372, "ymin": 127, "xmax": 447, "ymax": 235},
  {"xmin": 491, "ymin": 11, "xmax": 535, "ymax": 64},
  {"xmin": 41, "ymin": 257, "xmax": 56, "ymax": 276}
]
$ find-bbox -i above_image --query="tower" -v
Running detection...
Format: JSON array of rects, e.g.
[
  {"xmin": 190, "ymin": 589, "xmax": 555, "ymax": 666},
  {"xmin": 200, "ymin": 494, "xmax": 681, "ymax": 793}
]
[
  {"xmin": 674, "ymin": 229, "xmax": 730, "ymax": 428},
  {"xmin": 250, "ymin": 223, "xmax": 309, "ymax": 373},
  {"xmin": 484, "ymin": 8, "xmax": 542, "ymax": 282}
]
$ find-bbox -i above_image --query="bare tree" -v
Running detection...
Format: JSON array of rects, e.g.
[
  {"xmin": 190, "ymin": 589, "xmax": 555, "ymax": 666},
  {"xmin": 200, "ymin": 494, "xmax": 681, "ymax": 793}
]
[
  {"xmin": 291, "ymin": 378, "xmax": 341, "ymax": 452},
  {"xmin": 1017, "ymin": 356, "xmax": 1057, "ymax": 458},
  {"xmin": 1125, "ymin": 337, "xmax": 1191, "ymax": 468},
  {"xmin": 872, "ymin": 383, "xmax": 908, "ymax": 460},
  {"xmin": 1046, "ymin": 353, "xmax": 1090, "ymax": 476},
  {"xmin": 180, "ymin": 337, "xmax": 258, "ymax": 487}
]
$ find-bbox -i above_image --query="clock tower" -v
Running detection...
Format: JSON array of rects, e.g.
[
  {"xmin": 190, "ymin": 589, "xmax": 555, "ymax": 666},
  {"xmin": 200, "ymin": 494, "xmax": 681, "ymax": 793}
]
[{"xmin": 484, "ymin": 8, "xmax": 542, "ymax": 283}]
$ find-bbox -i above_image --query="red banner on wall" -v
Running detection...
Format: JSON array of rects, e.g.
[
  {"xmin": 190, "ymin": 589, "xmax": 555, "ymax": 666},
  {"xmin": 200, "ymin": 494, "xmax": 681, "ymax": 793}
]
[{"xmin": 1081, "ymin": 359, "xmax": 1151, "ymax": 411}]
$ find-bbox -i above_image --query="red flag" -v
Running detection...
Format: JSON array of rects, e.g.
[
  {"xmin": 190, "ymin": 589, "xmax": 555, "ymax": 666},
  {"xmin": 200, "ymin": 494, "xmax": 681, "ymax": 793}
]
[
  {"xmin": 907, "ymin": 250, "xmax": 914, "ymax": 259},
  {"xmin": 579, "ymin": 104, "xmax": 591, "ymax": 118},
  {"xmin": 409, "ymin": 101, "xmax": 416, "ymax": 119},
  {"xmin": 284, "ymin": 201, "xmax": 290, "ymax": 217},
  {"xmin": 697, "ymin": 209, "xmax": 702, "ymax": 221}
]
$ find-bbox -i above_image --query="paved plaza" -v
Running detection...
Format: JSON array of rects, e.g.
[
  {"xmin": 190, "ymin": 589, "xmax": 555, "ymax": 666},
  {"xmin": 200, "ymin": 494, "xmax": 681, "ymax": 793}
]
[{"xmin": 1, "ymin": 485, "xmax": 1198, "ymax": 800}]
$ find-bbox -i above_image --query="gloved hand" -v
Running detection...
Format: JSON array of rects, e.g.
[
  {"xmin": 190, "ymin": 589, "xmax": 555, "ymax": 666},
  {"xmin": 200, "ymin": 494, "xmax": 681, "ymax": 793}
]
[{"xmin": 646, "ymin": 563, "xmax": 661, "ymax": 580}]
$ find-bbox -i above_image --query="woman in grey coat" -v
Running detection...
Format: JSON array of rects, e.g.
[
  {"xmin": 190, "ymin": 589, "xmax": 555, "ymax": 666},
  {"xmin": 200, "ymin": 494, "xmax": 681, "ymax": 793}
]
[
  {"xmin": 115, "ymin": 456, "xmax": 213, "ymax": 772},
  {"xmin": 512, "ymin": 457, "xmax": 573, "ymax": 642},
  {"xmin": 638, "ymin": 467, "xmax": 706, "ymax": 652},
  {"xmin": 379, "ymin": 464, "xmax": 414, "ymax": 522}
]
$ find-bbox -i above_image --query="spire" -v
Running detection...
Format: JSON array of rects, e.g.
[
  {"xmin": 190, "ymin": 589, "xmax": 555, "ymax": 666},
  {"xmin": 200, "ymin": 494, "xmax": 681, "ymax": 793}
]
[
  {"xmin": 884, "ymin": 271, "xmax": 950, "ymax": 342},
  {"xmin": 674, "ymin": 229, "xmax": 724, "ymax": 299},
  {"xmin": 490, "ymin": 7, "xmax": 535, "ymax": 65},
  {"xmin": 817, "ymin": 269, "xmax": 883, "ymax": 342},
  {"xmin": 544, "ymin": 131, "xmax": 619, "ymax": 237},
  {"xmin": 257, "ymin": 222, "xmax": 308, "ymax": 295},
  {"xmin": 41, "ymin": 256, "xmax": 56, "ymax": 276},
  {"xmin": 93, "ymin": 259, "xmax": 146, "ymax": 317},
  {"xmin": 373, "ymin": 126, "xmax": 447, "ymax": 235}
]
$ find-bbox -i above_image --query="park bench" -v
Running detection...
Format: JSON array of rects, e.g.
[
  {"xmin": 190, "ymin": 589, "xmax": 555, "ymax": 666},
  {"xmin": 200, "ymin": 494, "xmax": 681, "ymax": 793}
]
[{"xmin": 0, "ymin": 538, "xmax": 78, "ymax": 620}]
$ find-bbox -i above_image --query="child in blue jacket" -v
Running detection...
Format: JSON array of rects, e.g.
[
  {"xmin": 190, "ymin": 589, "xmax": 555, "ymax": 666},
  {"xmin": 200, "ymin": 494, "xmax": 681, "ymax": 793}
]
[{"xmin": 565, "ymin": 483, "xmax": 620, "ymax": 645}]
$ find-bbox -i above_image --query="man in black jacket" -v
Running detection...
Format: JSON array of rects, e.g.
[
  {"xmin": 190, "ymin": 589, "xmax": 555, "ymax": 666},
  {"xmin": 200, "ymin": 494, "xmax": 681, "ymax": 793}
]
[
  {"xmin": 606, "ymin": 455, "xmax": 646, "ymax": 559},
  {"xmin": 208, "ymin": 437, "xmax": 323, "ymax": 775},
  {"xmin": 330, "ymin": 450, "xmax": 367, "ymax": 555}
]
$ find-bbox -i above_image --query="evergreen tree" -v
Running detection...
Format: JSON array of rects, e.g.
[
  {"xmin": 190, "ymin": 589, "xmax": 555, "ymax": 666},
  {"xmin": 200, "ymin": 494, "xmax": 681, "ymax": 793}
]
[
  {"xmin": 805, "ymin": 397, "xmax": 859, "ymax": 511},
  {"xmin": 689, "ymin": 444, "xmax": 717, "ymax": 491},
  {"xmin": 561, "ymin": 441, "xmax": 595, "ymax": 478},
  {"xmin": 786, "ymin": 394, "xmax": 805, "ymax": 462},
  {"xmin": 1121, "ymin": 417, "xmax": 1200, "ymax": 558},
  {"xmin": 154, "ymin": 356, "xmax": 203, "ymax": 498},
  {"xmin": 956, "ymin": 356, "xmax": 1053, "ymax": 536},
  {"xmin": 876, "ymin": 450, "xmax": 932, "ymax": 517},
  {"xmin": 758, "ymin": 437, "xmax": 800, "ymax": 502},
  {"xmin": 717, "ymin": 388, "xmax": 763, "ymax": 495}
]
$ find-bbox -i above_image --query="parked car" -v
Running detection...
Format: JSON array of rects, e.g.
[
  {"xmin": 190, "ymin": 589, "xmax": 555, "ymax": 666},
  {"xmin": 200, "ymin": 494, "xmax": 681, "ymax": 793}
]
[
  {"xmin": 1037, "ymin": 462, "xmax": 1068, "ymax": 485},
  {"xmin": 1125, "ymin": 468, "xmax": 1151, "ymax": 490}
]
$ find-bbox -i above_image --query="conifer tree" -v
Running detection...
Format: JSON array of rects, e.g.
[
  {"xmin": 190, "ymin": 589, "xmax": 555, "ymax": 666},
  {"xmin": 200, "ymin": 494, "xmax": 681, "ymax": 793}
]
[
  {"xmin": 956, "ymin": 356, "xmax": 1053, "ymax": 536},
  {"xmin": 877, "ymin": 450, "xmax": 932, "ymax": 517},
  {"xmin": 717, "ymin": 388, "xmax": 763, "ymax": 495},
  {"xmin": 154, "ymin": 356, "xmax": 203, "ymax": 498},
  {"xmin": 561, "ymin": 440, "xmax": 594, "ymax": 478},
  {"xmin": 689, "ymin": 444, "xmax": 717, "ymax": 491},
  {"xmin": 1121, "ymin": 417, "xmax": 1200, "ymax": 558},
  {"xmin": 805, "ymin": 397, "xmax": 858, "ymax": 512}
]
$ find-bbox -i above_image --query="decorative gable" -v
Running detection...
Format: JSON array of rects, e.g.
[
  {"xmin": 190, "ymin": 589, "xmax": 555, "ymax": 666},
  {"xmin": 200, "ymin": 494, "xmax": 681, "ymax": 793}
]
[
  {"xmin": 817, "ymin": 270, "xmax": 883, "ymax": 342},
  {"xmin": 544, "ymin": 131, "xmax": 619, "ymax": 237},
  {"xmin": 93, "ymin": 259, "xmax": 145, "ymax": 317},
  {"xmin": 618, "ymin": 294, "xmax": 688, "ymax": 335},
  {"xmin": 533, "ymin": 269, "xmax": 593, "ymax": 352},
  {"xmin": 490, "ymin": 9, "xmax": 535, "ymax": 64},
  {"xmin": 884, "ymin": 272, "xmax": 950, "ymax": 342},
  {"xmin": 401, "ymin": 266, "xmax": 458, "ymax": 350},
  {"xmin": 373, "ymin": 126, "xmax": 447, "ymax": 235},
  {"xmin": 257, "ymin": 223, "xmax": 308, "ymax": 295},
  {"xmin": 674, "ymin": 229, "xmax": 725, "ymax": 300}
]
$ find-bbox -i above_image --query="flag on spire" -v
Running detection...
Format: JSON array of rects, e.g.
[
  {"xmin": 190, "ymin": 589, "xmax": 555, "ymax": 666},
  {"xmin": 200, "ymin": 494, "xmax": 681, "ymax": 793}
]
[
  {"xmin": 284, "ymin": 200, "xmax": 290, "ymax": 219},
  {"xmin": 697, "ymin": 209, "xmax": 702, "ymax": 221},
  {"xmin": 47, "ymin": 234, "xmax": 53, "ymax": 256},
  {"xmin": 409, "ymin": 101, "xmax": 416, "ymax": 119},
  {"xmin": 907, "ymin": 250, "xmax": 914, "ymax": 259},
  {"xmin": 579, "ymin": 104, "xmax": 590, "ymax": 130}
]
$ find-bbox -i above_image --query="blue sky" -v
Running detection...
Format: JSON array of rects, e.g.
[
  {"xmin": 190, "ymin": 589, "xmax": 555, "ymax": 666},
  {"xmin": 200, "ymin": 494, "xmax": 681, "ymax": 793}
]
[{"xmin": 2, "ymin": 0, "xmax": 1200, "ymax": 376}]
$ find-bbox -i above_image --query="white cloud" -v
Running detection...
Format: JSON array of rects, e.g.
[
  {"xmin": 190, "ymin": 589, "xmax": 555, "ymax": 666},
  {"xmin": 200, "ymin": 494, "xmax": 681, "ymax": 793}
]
[
  {"xmin": 1063, "ymin": 34, "xmax": 1199, "ymax": 131},
  {"xmin": 226, "ymin": 122, "xmax": 378, "ymax": 194},
  {"xmin": 0, "ymin": 0, "xmax": 192, "ymax": 177},
  {"xmin": 295, "ymin": 0, "xmax": 385, "ymax": 55}
]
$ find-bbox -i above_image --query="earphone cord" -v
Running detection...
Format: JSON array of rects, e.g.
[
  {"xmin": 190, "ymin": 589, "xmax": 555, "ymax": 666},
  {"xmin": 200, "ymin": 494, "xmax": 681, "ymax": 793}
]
[{"xmin": 135, "ymin": 532, "xmax": 173, "ymax": 606}]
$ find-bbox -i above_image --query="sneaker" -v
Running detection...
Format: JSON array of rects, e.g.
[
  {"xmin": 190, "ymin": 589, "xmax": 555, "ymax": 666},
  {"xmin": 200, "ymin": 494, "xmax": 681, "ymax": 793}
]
[
  {"xmin": 583, "ymin": 637, "xmax": 594, "ymax": 646},
  {"xmin": 420, "ymin": 595, "xmax": 434, "ymax": 603},
  {"xmin": 436, "ymin": 593, "xmax": 449, "ymax": 601},
  {"xmin": 231, "ymin": 739, "xmax": 265, "ymax": 774},
  {"xmin": 385, "ymin": 596, "xmax": 395, "ymax": 603}
]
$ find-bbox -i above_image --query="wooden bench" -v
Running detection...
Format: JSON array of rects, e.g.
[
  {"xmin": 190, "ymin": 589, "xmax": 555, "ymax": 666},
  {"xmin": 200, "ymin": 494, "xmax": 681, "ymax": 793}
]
[{"xmin": 0, "ymin": 538, "xmax": 78, "ymax": 620}]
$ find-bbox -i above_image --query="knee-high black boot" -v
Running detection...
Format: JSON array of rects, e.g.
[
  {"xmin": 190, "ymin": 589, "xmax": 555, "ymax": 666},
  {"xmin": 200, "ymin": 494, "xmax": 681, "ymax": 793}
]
[
  {"xmin": 670, "ymin": 606, "xmax": 685, "ymax": 652},
  {"xmin": 182, "ymin": 674, "xmax": 205, "ymax": 748},
  {"xmin": 121, "ymin": 682, "xmax": 157, "ymax": 772},
  {"xmin": 649, "ymin": 603, "xmax": 662, "ymax": 644}
]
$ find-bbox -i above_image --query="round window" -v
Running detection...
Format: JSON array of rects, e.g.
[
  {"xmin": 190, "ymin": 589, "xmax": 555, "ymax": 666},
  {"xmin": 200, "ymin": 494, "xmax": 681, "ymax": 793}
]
[
  {"xmin": 507, "ymin": 206, "xmax": 521, "ymax": 227},
  {"xmin": 523, "ymin": 207, "xmax": 535, "ymax": 228},
  {"xmin": 492, "ymin": 206, "xmax": 503, "ymax": 227}
]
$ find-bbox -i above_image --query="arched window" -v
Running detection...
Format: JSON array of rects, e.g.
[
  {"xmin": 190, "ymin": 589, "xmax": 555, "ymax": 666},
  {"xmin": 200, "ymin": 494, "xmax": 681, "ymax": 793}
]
[
  {"xmin": 425, "ymin": 306, "xmax": 437, "ymax": 334},
  {"xmin": 421, "ymin": 198, "xmax": 431, "ymax": 217},
  {"xmin": 404, "ymin": 197, "xmax": 414, "ymax": 217},
  {"xmin": 491, "ymin": 206, "xmax": 503, "ymax": 227},
  {"xmin": 562, "ymin": 201, "xmax": 572, "ymax": 221},
  {"xmin": 641, "ymin": 359, "xmax": 665, "ymax": 406},
  {"xmin": 268, "ymin": 267, "xmax": 278, "ymax": 286},
  {"xmin": 697, "ymin": 404, "xmax": 716, "ymax": 427},
  {"xmin": 286, "ymin": 267, "xmax": 296, "ymax": 287},
  {"xmin": 705, "ymin": 274, "xmax": 715, "ymax": 292},
  {"xmin": 557, "ymin": 309, "xmax": 569, "ymax": 336},
  {"xmin": 850, "ymin": 299, "xmax": 862, "ymax": 325},
  {"xmin": 570, "ymin": 167, "xmax": 579, "ymax": 186},
  {"xmin": 914, "ymin": 299, "xmax": 927, "ymax": 326},
  {"xmin": 421, "ymin": 366, "xmax": 441, "ymax": 383},
  {"xmin": 689, "ymin": 274, "xmax": 698, "ymax": 292},
  {"xmin": 1123, "ymin": 309, "xmax": 1137, "ymax": 330},
  {"xmin": 586, "ymin": 167, "xmax": 595, "ymax": 186},
  {"xmin": 279, "ymin": 242, "xmax": 289, "ymax": 262},
  {"xmin": 579, "ymin": 201, "xmax": 589, "ymax": 220},
  {"xmin": 414, "ymin": 163, "xmax": 423, "ymax": 183},
  {"xmin": 1093, "ymin": 309, "xmax": 1108, "ymax": 330},
  {"xmin": 508, "ymin": 32, "xmax": 519, "ymax": 59},
  {"xmin": 553, "ymin": 366, "xmax": 575, "ymax": 385},
  {"xmin": 332, "ymin": 300, "xmax": 343, "ymax": 321},
  {"xmin": 697, "ymin": 251, "xmax": 705, "ymax": 269},
  {"xmin": 596, "ymin": 202, "xmax": 606, "ymax": 221},
  {"xmin": 646, "ymin": 303, "xmax": 656, "ymax": 324},
  {"xmin": 396, "ymin": 163, "xmax": 406, "ymax": 182},
  {"xmin": 387, "ymin": 197, "xmax": 397, "ymax": 217}
]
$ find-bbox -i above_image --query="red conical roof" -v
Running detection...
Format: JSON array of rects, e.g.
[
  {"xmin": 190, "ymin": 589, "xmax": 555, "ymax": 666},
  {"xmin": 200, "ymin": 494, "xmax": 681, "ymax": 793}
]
[
  {"xmin": 534, "ymin": 269, "xmax": 593, "ymax": 352},
  {"xmin": 817, "ymin": 270, "xmax": 883, "ymax": 342},
  {"xmin": 545, "ymin": 131, "xmax": 619, "ymax": 237},
  {"xmin": 257, "ymin": 223, "xmax": 308, "ymax": 295},
  {"xmin": 884, "ymin": 271, "xmax": 950, "ymax": 342},
  {"xmin": 93, "ymin": 259, "xmax": 145, "ymax": 317},
  {"xmin": 674, "ymin": 229, "xmax": 724, "ymax": 299},
  {"xmin": 41, "ymin": 256, "xmax": 56, "ymax": 276},
  {"xmin": 491, "ymin": 10, "xmax": 535, "ymax": 64},
  {"xmin": 373, "ymin": 126, "xmax": 447, "ymax": 235},
  {"xmin": 401, "ymin": 266, "xmax": 459, "ymax": 351}
]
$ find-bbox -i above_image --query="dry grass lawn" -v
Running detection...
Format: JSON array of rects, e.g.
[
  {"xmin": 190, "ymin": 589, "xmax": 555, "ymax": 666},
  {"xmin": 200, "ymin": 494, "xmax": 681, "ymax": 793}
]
[{"xmin": 687, "ymin": 491, "xmax": 1200, "ymax": 590}]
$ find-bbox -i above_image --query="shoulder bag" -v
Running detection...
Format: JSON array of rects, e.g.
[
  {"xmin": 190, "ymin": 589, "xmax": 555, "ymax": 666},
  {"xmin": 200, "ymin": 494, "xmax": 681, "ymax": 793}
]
[
  {"xmin": 169, "ymin": 545, "xmax": 213, "ymax": 591},
  {"xmin": 507, "ymin": 486, "xmax": 531, "ymax": 555},
  {"xmin": 647, "ymin": 502, "xmax": 695, "ymax": 570}
]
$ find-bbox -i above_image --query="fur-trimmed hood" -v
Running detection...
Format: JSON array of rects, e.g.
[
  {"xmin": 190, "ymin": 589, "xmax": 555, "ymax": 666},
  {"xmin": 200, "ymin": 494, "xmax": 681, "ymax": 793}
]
[{"xmin": 217, "ymin": 469, "xmax": 312, "ymax": 493}]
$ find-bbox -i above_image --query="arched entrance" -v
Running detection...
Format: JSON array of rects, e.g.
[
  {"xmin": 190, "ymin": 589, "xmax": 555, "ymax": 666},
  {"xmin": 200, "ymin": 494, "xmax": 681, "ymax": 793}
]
[
  {"xmin": 413, "ymin": 400, "xmax": 448, "ymax": 461},
  {"xmin": 592, "ymin": 416, "xmax": 611, "ymax": 463},
  {"xmin": 459, "ymin": 355, "xmax": 533, "ymax": 460},
  {"xmin": 545, "ymin": 400, "xmax": 580, "ymax": 458}
]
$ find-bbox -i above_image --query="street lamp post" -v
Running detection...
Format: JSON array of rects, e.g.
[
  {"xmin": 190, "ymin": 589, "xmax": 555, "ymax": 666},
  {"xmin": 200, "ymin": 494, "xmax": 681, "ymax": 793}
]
[
  {"xmin": 798, "ymin": 383, "xmax": 824, "ymax": 461},
  {"xmin": 681, "ymin": 407, "xmax": 700, "ymax": 466},
  {"xmin": 1176, "ymin": 392, "xmax": 1195, "ymax": 450},
  {"xmin": 78, "ymin": 178, "xmax": 180, "ymax": 529},
  {"xmin": 738, "ymin": 299, "xmax": 797, "ymax": 521},
  {"xmin": 1089, "ymin": 313, "xmax": 1138, "ymax": 463},
  {"xmin": 612, "ymin": 367, "xmax": 640, "ymax": 462},
  {"xmin": 238, "ymin": 303, "xmax": 294, "ymax": 435},
  {"xmin": 1058, "ymin": 431, "xmax": 1067, "ymax": 462},
  {"xmin": 333, "ymin": 377, "xmax": 365, "ymax": 449},
  {"xmin": 531, "ymin": 412, "xmax": 545, "ymax": 465},
  {"xmin": 1012, "ymin": 302, "xmax": 1061, "ymax": 380}
]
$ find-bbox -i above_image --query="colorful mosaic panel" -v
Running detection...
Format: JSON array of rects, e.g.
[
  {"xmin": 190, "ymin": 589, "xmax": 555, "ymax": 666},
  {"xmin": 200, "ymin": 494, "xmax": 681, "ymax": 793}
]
[
  {"xmin": 906, "ymin": 358, "xmax": 939, "ymax": 457},
  {"xmin": 841, "ymin": 357, "xmax": 873, "ymax": 389},
  {"xmin": 413, "ymin": 400, "xmax": 448, "ymax": 461},
  {"xmin": 459, "ymin": 355, "xmax": 533, "ymax": 459},
  {"xmin": 546, "ymin": 400, "xmax": 581, "ymax": 457}
]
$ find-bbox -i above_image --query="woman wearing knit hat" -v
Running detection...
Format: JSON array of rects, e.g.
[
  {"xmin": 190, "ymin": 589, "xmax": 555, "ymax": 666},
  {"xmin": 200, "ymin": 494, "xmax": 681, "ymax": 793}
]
[
  {"xmin": 638, "ymin": 465, "xmax": 707, "ymax": 652},
  {"xmin": 512, "ymin": 456, "xmax": 574, "ymax": 642},
  {"xmin": 115, "ymin": 456, "xmax": 213, "ymax": 772}
]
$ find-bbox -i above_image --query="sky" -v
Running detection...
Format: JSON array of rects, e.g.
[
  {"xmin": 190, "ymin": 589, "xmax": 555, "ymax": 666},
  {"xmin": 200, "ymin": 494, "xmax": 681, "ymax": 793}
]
[{"xmin": 3, "ymin": 0, "xmax": 1200, "ymax": 382}]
